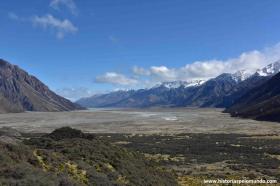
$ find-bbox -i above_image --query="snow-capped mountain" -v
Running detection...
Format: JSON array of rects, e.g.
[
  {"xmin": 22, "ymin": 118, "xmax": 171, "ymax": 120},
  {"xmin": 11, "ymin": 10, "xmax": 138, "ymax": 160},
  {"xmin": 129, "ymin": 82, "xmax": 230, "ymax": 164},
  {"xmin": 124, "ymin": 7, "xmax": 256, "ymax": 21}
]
[
  {"xmin": 159, "ymin": 69, "xmax": 254, "ymax": 89},
  {"xmin": 226, "ymin": 61, "xmax": 280, "ymax": 83},
  {"xmin": 156, "ymin": 80, "xmax": 206, "ymax": 89},
  {"xmin": 231, "ymin": 70, "xmax": 253, "ymax": 82},
  {"xmin": 256, "ymin": 61, "xmax": 280, "ymax": 76}
]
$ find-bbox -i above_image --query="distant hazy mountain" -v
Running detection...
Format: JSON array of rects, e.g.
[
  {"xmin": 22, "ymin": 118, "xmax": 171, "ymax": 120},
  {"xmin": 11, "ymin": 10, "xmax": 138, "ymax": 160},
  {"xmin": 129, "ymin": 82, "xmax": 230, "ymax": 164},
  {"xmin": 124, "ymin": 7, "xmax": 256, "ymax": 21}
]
[
  {"xmin": 0, "ymin": 59, "xmax": 83, "ymax": 113},
  {"xmin": 76, "ymin": 90, "xmax": 136, "ymax": 108},
  {"xmin": 225, "ymin": 72, "xmax": 280, "ymax": 122}
]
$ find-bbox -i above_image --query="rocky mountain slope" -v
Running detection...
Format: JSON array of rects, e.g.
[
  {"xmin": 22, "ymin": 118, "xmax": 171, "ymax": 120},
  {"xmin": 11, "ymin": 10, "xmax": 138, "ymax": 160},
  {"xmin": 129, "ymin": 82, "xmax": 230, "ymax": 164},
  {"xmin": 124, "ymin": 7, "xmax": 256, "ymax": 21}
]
[
  {"xmin": 225, "ymin": 72, "xmax": 280, "ymax": 122},
  {"xmin": 0, "ymin": 59, "xmax": 83, "ymax": 113}
]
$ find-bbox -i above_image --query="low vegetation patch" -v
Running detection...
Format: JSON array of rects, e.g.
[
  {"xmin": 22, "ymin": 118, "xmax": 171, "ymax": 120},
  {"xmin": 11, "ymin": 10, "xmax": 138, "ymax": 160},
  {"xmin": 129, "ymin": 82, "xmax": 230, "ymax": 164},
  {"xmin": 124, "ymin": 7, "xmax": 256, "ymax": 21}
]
[{"xmin": 97, "ymin": 133, "xmax": 280, "ymax": 185}]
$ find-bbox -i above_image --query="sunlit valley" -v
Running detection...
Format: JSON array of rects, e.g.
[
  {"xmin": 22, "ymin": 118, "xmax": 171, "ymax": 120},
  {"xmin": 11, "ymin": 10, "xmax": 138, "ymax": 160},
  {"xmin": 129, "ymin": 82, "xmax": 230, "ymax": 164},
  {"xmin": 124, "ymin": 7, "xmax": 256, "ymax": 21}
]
[{"xmin": 1, "ymin": 1, "xmax": 280, "ymax": 185}]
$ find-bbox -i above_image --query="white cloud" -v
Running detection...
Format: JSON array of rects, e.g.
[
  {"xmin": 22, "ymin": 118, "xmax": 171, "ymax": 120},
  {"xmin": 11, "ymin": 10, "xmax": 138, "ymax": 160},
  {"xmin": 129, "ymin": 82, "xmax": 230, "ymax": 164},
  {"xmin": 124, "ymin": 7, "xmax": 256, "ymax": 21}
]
[
  {"xmin": 95, "ymin": 72, "xmax": 138, "ymax": 86},
  {"xmin": 32, "ymin": 14, "xmax": 78, "ymax": 39},
  {"xmin": 131, "ymin": 43, "xmax": 280, "ymax": 83},
  {"xmin": 179, "ymin": 50, "xmax": 267, "ymax": 80},
  {"xmin": 50, "ymin": 0, "xmax": 78, "ymax": 15},
  {"xmin": 150, "ymin": 66, "xmax": 177, "ymax": 80},
  {"xmin": 132, "ymin": 66, "xmax": 150, "ymax": 76}
]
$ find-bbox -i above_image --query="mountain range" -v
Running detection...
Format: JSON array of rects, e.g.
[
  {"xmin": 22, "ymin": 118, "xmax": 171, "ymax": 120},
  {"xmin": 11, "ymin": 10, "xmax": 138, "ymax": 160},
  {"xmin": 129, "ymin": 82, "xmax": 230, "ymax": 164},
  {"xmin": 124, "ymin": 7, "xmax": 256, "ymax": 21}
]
[
  {"xmin": 77, "ymin": 60, "xmax": 280, "ymax": 110},
  {"xmin": 0, "ymin": 59, "xmax": 83, "ymax": 113}
]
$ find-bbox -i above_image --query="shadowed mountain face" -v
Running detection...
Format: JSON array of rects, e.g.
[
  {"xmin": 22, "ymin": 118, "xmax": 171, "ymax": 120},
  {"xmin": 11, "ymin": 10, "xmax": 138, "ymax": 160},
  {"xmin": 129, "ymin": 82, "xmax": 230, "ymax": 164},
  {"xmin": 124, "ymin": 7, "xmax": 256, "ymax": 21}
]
[
  {"xmin": 225, "ymin": 72, "xmax": 280, "ymax": 122},
  {"xmin": 0, "ymin": 59, "xmax": 83, "ymax": 113}
]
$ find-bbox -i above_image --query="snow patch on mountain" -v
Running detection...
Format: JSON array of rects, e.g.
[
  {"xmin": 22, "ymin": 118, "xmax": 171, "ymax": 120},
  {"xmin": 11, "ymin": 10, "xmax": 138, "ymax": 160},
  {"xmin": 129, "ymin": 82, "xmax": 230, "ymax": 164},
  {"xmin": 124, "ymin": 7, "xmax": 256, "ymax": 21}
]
[
  {"xmin": 231, "ymin": 70, "xmax": 253, "ymax": 82},
  {"xmin": 256, "ymin": 61, "xmax": 280, "ymax": 76},
  {"xmin": 184, "ymin": 80, "xmax": 206, "ymax": 87},
  {"xmin": 156, "ymin": 80, "xmax": 206, "ymax": 89}
]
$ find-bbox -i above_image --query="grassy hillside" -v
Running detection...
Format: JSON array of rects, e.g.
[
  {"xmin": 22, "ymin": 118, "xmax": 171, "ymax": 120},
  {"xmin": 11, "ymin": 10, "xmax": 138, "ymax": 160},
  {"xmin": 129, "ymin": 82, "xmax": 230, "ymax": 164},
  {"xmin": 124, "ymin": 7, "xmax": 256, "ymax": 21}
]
[{"xmin": 0, "ymin": 127, "xmax": 177, "ymax": 186}]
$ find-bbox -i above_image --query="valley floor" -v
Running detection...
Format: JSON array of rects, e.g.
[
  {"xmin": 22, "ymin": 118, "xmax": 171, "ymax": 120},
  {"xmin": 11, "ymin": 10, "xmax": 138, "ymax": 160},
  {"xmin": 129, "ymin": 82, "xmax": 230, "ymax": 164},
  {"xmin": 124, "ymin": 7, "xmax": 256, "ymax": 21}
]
[{"xmin": 0, "ymin": 108, "xmax": 279, "ymax": 135}]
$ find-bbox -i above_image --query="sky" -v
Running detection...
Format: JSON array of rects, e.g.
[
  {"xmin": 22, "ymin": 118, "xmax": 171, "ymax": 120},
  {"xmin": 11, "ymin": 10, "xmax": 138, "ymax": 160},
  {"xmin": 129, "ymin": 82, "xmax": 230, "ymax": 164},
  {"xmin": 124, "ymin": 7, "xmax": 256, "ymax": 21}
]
[{"xmin": 1, "ymin": 0, "xmax": 280, "ymax": 100}]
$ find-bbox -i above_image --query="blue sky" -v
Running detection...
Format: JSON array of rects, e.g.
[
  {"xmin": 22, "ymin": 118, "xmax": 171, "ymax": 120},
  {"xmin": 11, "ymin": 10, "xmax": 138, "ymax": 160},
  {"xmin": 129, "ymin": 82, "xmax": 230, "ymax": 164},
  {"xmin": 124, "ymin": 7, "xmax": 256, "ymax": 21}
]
[{"xmin": 1, "ymin": 0, "xmax": 280, "ymax": 100}]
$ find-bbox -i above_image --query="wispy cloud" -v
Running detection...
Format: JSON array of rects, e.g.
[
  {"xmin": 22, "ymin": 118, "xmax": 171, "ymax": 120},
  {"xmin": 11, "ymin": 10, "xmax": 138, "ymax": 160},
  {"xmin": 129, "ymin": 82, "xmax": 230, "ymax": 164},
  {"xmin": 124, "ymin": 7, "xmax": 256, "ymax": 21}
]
[
  {"xmin": 108, "ymin": 35, "xmax": 119, "ymax": 43},
  {"xmin": 95, "ymin": 72, "xmax": 138, "ymax": 86},
  {"xmin": 8, "ymin": 11, "xmax": 78, "ymax": 39},
  {"xmin": 50, "ymin": 0, "xmax": 78, "ymax": 15},
  {"xmin": 32, "ymin": 14, "xmax": 78, "ymax": 39},
  {"xmin": 8, "ymin": 12, "xmax": 20, "ymax": 20}
]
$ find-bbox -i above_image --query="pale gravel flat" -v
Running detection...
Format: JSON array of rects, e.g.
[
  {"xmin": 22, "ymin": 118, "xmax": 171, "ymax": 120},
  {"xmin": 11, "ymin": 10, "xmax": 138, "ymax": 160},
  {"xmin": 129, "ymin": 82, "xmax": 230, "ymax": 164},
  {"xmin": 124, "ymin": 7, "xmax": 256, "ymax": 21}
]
[{"xmin": 0, "ymin": 108, "xmax": 279, "ymax": 135}]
